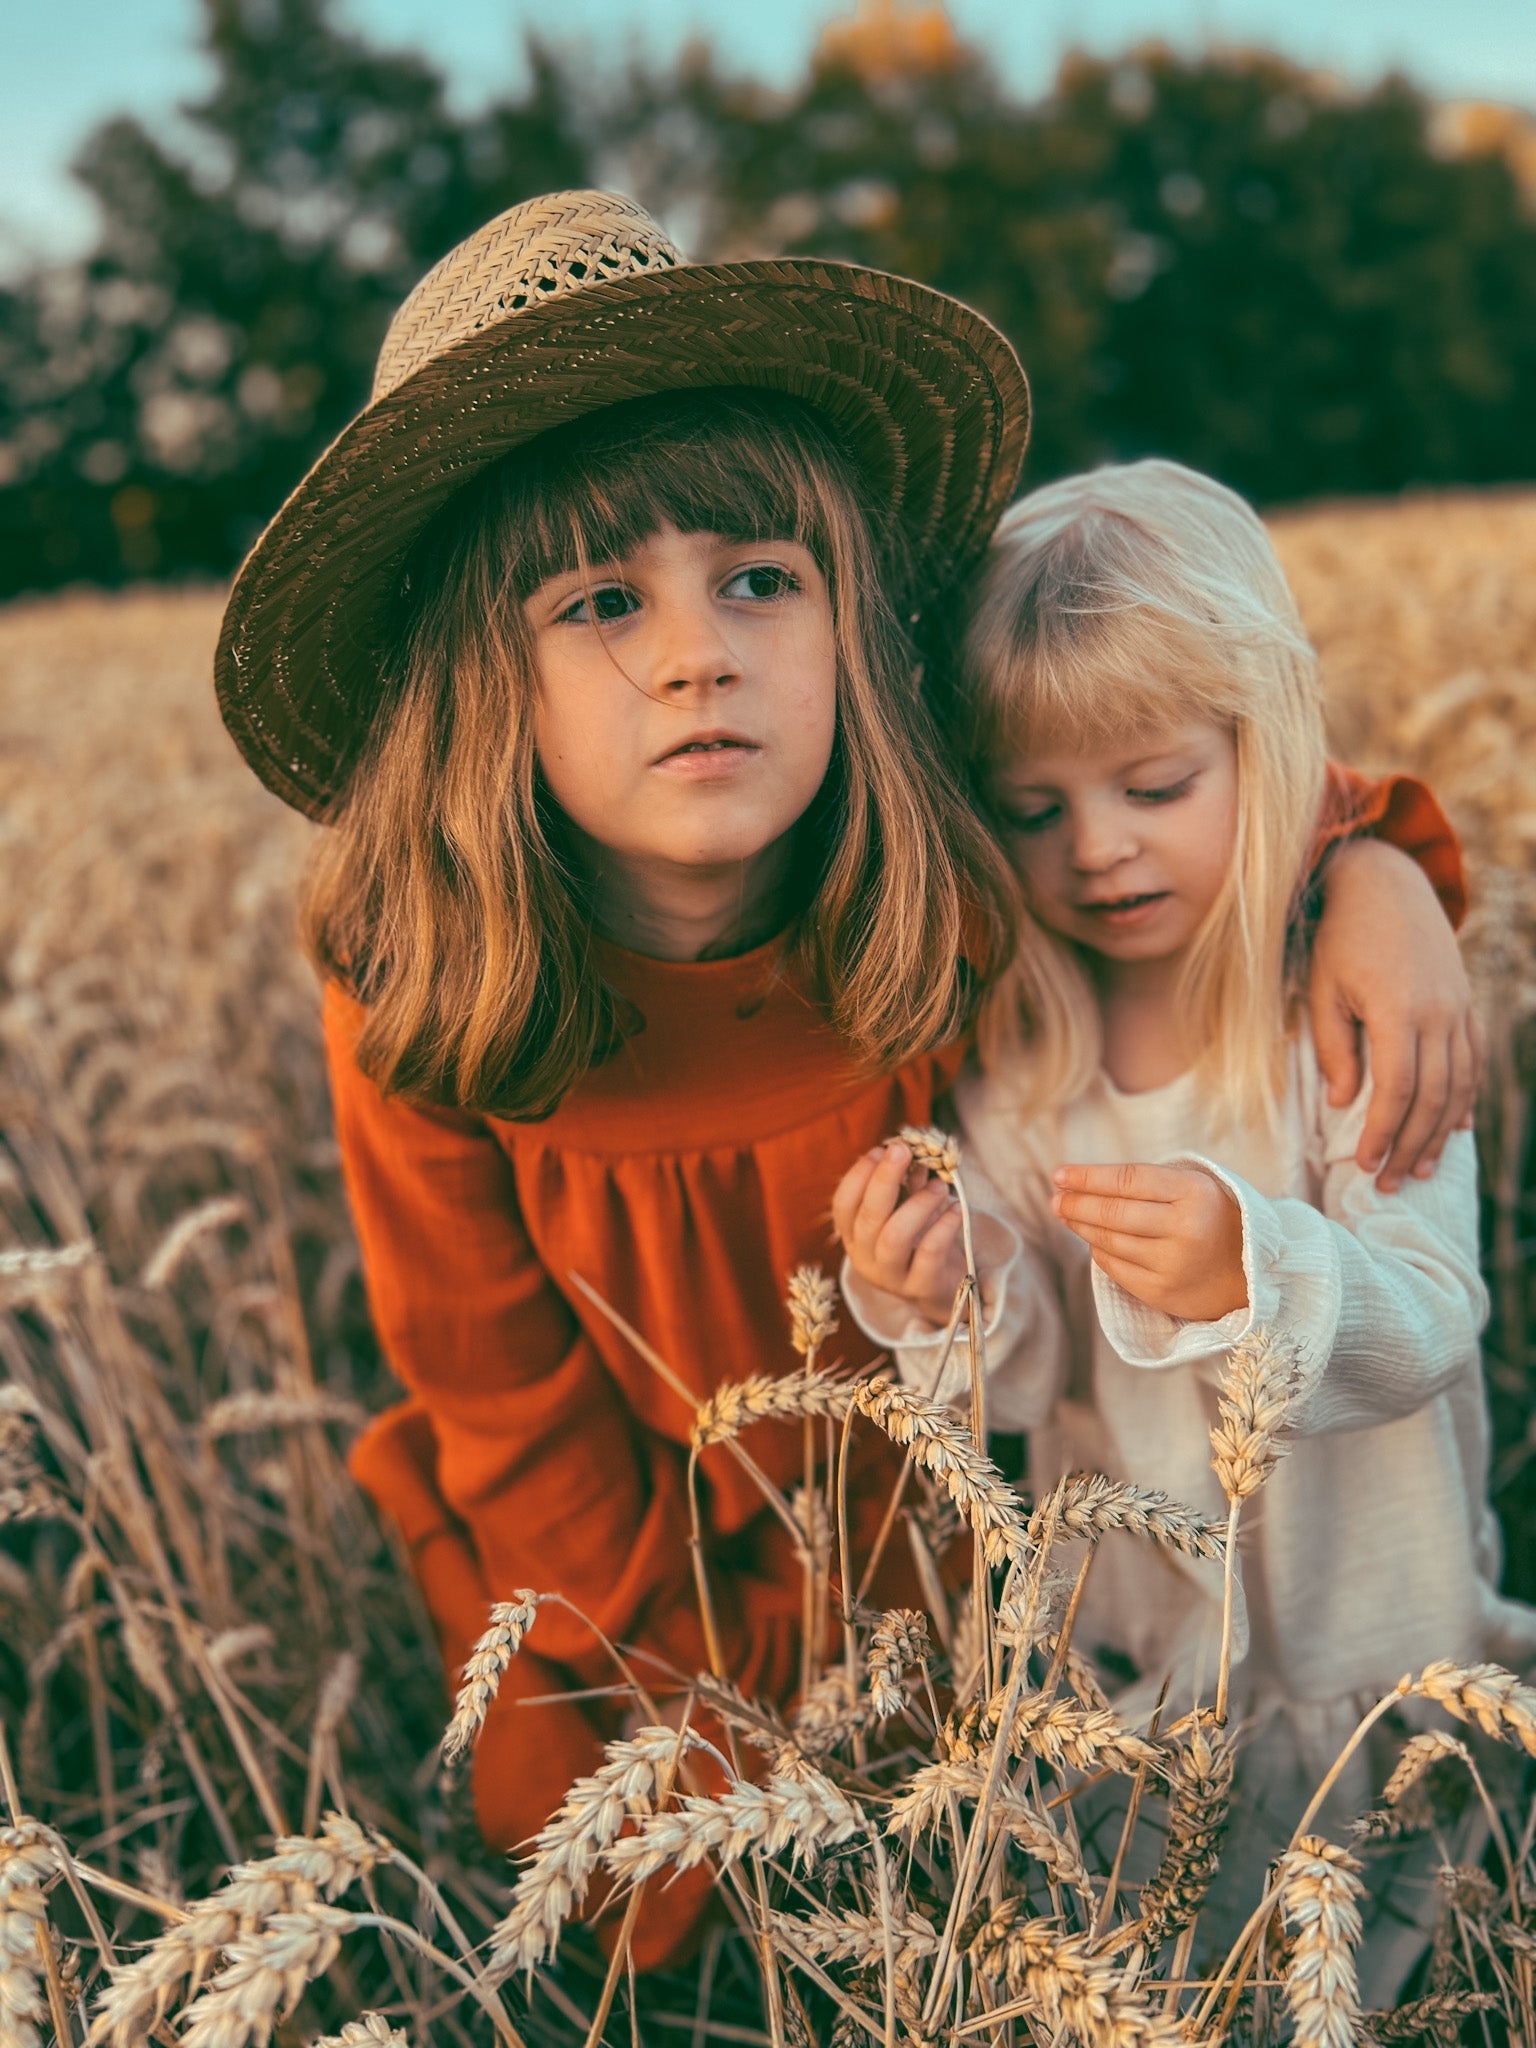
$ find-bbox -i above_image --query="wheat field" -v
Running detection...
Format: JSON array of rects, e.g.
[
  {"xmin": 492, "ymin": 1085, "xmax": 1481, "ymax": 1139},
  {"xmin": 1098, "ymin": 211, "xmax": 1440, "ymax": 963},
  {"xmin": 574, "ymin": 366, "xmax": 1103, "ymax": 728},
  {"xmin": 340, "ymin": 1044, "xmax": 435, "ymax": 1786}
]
[{"xmin": 0, "ymin": 489, "xmax": 1533, "ymax": 2047}]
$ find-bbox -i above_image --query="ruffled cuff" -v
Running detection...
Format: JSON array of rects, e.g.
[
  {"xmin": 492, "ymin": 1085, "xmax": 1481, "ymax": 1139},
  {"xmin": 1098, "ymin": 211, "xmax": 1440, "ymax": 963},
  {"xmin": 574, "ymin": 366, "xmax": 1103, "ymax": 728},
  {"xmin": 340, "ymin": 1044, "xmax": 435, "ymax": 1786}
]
[
  {"xmin": 1090, "ymin": 1155, "xmax": 1341, "ymax": 1388},
  {"xmin": 840, "ymin": 1209, "xmax": 1022, "ymax": 1410}
]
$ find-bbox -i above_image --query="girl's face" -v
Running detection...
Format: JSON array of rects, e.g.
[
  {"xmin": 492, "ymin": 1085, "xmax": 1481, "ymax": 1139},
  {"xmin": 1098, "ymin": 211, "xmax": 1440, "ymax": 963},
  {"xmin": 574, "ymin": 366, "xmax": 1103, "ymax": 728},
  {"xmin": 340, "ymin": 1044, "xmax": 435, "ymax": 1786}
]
[
  {"xmin": 995, "ymin": 718, "xmax": 1239, "ymax": 966},
  {"xmin": 526, "ymin": 522, "xmax": 838, "ymax": 878}
]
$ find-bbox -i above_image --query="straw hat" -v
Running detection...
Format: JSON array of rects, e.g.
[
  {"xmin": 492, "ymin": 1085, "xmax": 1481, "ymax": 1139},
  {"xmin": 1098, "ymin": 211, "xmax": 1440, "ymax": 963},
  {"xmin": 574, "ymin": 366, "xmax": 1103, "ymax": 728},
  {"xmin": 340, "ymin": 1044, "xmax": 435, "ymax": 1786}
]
[{"xmin": 216, "ymin": 189, "xmax": 1030, "ymax": 818}]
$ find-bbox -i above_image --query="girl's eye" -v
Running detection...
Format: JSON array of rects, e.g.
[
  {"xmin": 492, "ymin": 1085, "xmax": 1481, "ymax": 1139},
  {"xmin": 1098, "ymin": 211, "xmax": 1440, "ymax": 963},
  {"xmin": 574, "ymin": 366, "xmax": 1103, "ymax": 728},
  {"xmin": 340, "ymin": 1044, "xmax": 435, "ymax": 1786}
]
[
  {"xmin": 721, "ymin": 563, "xmax": 799, "ymax": 602},
  {"xmin": 1126, "ymin": 774, "xmax": 1195, "ymax": 805},
  {"xmin": 557, "ymin": 583, "xmax": 637, "ymax": 625},
  {"xmin": 1002, "ymin": 803, "xmax": 1061, "ymax": 835}
]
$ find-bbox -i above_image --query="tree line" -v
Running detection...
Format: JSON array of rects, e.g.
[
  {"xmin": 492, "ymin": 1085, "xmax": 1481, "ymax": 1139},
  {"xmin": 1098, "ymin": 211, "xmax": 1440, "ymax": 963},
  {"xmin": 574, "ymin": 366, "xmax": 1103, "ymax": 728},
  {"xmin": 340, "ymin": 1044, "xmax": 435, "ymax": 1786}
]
[{"xmin": 2, "ymin": 0, "xmax": 1533, "ymax": 595}]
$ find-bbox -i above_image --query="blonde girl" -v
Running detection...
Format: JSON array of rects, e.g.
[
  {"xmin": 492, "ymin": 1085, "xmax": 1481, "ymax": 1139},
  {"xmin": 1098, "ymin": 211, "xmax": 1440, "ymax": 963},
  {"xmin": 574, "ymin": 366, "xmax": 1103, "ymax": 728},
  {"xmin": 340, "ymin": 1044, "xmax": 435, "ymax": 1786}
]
[
  {"xmin": 836, "ymin": 458, "xmax": 1531, "ymax": 1988},
  {"xmin": 216, "ymin": 191, "xmax": 1476, "ymax": 1972}
]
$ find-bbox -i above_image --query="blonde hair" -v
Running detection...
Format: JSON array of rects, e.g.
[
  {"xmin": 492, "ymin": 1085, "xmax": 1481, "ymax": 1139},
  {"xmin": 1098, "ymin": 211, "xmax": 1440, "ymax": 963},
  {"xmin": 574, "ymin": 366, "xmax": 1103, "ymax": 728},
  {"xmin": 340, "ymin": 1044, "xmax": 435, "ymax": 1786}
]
[
  {"xmin": 304, "ymin": 389, "xmax": 1015, "ymax": 1118},
  {"xmin": 957, "ymin": 457, "xmax": 1326, "ymax": 1131}
]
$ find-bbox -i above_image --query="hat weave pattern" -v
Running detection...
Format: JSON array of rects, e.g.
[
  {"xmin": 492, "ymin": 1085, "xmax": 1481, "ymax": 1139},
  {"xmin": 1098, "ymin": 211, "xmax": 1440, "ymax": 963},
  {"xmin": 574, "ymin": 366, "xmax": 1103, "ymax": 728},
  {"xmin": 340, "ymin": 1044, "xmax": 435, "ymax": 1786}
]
[
  {"xmin": 216, "ymin": 190, "xmax": 1030, "ymax": 819},
  {"xmin": 372, "ymin": 192, "xmax": 682, "ymax": 402}
]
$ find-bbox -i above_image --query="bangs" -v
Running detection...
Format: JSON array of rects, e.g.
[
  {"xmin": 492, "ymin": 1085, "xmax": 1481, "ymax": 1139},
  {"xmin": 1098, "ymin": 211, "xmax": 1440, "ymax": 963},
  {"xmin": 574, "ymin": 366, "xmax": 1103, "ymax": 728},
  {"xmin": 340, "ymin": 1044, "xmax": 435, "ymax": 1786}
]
[
  {"xmin": 990, "ymin": 582, "xmax": 1244, "ymax": 762},
  {"xmin": 963, "ymin": 470, "xmax": 1312, "ymax": 771},
  {"xmin": 417, "ymin": 388, "xmax": 894, "ymax": 608}
]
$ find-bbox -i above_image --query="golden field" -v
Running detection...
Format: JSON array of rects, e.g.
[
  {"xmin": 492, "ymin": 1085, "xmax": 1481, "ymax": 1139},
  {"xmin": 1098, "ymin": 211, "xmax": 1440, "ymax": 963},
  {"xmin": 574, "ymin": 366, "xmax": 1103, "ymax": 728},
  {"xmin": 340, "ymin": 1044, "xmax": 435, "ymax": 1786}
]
[{"xmin": 0, "ymin": 489, "xmax": 1534, "ymax": 2046}]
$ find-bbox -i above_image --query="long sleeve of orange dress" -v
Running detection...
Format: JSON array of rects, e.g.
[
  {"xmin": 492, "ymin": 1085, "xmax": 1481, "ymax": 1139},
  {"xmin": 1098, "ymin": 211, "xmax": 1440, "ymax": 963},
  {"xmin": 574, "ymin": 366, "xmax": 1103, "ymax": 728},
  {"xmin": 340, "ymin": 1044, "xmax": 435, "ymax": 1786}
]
[{"xmin": 328, "ymin": 766, "xmax": 1462, "ymax": 1968}]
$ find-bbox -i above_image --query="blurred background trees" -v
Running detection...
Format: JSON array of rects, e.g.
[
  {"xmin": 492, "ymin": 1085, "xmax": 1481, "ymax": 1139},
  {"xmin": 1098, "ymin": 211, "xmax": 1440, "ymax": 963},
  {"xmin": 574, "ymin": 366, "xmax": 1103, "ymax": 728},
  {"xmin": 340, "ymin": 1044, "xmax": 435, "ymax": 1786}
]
[{"xmin": 3, "ymin": 0, "xmax": 1534, "ymax": 595}]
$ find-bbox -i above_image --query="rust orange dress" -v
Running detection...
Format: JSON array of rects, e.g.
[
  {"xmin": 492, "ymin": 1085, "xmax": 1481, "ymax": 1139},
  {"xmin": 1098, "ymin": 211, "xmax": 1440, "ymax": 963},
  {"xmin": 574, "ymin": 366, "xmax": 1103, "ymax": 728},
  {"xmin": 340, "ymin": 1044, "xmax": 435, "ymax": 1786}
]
[{"xmin": 327, "ymin": 765, "xmax": 1462, "ymax": 1967}]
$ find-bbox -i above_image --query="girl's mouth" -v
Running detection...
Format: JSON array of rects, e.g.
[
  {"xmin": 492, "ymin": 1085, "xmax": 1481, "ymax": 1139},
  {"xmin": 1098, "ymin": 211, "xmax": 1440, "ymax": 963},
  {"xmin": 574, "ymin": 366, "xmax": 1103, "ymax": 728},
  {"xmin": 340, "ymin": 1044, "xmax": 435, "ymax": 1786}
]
[
  {"xmin": 654, "ymin": 732, "xmax": 761, "ymax": 777},
  {"xmin": 1080, "ymin": 891, "xmax": 1169, "ymax": 928}
]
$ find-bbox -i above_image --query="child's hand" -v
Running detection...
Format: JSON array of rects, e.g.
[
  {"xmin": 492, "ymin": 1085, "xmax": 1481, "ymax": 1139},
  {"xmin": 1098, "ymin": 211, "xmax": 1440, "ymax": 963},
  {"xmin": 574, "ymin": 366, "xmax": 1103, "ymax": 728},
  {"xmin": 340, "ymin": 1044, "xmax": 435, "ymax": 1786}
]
[
  {"xmin": 1051, "ymin": 1162, "xmax": 1248, "ymax": 1322},
  {"xmin": 832, "ymin": 1140, "xmax": 970, "ymax": 1328}
]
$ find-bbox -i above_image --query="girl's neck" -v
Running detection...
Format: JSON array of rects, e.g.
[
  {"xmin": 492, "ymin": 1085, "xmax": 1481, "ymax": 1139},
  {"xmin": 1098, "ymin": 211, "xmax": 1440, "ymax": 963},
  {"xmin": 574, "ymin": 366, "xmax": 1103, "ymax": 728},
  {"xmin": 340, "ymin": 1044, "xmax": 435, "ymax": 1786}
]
[
  {"xmin": 573, "ymin": 827, "xmax": 802, "ymax": 962},
  {"xmin": 1087, "ymin": 948, "xmax": 1193, "ymax": 1093}
]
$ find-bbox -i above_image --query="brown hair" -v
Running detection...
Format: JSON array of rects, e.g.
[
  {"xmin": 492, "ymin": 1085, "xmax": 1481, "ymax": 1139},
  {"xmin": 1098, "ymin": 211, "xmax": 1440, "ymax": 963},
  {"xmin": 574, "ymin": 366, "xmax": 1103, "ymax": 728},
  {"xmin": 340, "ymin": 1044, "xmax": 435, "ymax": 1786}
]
[{"xmin": 304, "ymin": 389, "xmax": 1015, "ymax": 1118}]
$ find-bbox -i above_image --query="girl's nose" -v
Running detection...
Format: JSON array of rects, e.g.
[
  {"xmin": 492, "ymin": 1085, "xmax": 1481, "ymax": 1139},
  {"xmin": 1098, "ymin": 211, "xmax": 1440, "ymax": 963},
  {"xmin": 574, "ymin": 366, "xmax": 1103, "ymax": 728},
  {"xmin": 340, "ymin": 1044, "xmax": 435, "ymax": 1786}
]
[
  {"xmin": 1069, "ymin": 803, "xmax": 1137, "ymax": 873},
  {"xmin": 648, "ymin": 600, "xmax": 741, "ymax": 698}
]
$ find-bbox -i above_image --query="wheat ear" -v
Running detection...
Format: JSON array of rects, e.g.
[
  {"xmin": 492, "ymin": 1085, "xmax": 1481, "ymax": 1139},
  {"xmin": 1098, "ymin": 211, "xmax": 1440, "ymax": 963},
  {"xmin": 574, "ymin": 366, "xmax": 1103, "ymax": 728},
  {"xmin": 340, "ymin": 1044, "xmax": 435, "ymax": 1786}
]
[
  {"xmin": 1138, "ymin": 1718, "xmax": 1234, "ymax": 1950},
  {"xmin": 1032, "ymin": 1472, "xmax": 1227, "ymax": 1560},
  {"xmin": 603, "ymin": 1760, "xmax": 864, "ymax": 1883},
  {"xmin": 786, "ymin": 1265, "xmax": 839, "ymax": 1358},
  {"xmin": 484, "ymin": 1726, "xmax": 703, "ymax": 1978},
  {"xmin": 866, "ymin": 1609, "xmax": 928, "ymax": 1719},
  {"xmin": 1210, "ymin": 1328, "xmax": 1304, "ymax": 1720},
  {"xmin": 89, "ymin": 1814, "xmax": 380, "ymax": 2046},
  {"xmin": 968, "ymin": 1900, "xmax": 1185, "ymax": 2046},
  {"xmin": 440, "ymin": 1595, "xmax": 541, "ymax": 1764},
  {"xmin": 691, "ymin": 1369, "xmax": 853, "ymax": 1449},
  {"xmin": 310, "ymin": 2018, "xmax": 411, "ymax": 2047},
  {"xmin": 772, "ymin": 1902, "xmax": 940, "ymax": 1965},
  {"xmin": 1363, "ymin": 1988, "xmax": 1498, "ymax": 2041},
  {"xmin": 1401, "ymin": 1659, "xmax": 1536, "ymax": 1754},
  {"xmin": 176, "ymin": 1902, "xmax": 356, "ymax": 2048},
  {"xmin": 852, "ymin": 1377, "xmax": 1028, "ymax": 1566},
  {"xmin": 0, "ymin": 1822, "xmax": 58, "ymax": 2048},
  {"xmin": 1276, "ymin": 1835, "xmax": 1365, "ymax": 2048}
]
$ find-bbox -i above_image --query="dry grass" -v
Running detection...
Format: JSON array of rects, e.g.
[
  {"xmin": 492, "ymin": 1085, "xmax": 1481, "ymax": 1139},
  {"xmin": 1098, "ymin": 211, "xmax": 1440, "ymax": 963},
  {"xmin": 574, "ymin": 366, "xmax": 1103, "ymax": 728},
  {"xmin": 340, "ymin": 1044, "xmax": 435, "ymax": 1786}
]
[{"xmin": 0, "ymin": 486, "xmax": 1533, "ymax": 2044}]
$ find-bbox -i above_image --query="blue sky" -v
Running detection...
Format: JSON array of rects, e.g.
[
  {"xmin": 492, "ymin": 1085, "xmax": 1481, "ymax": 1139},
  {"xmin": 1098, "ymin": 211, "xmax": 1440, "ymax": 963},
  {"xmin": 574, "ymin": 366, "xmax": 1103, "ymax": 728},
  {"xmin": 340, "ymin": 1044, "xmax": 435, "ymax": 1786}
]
[{"xmin": 4, "ymin": 0, "xmax": 1533, "ymax": 274}]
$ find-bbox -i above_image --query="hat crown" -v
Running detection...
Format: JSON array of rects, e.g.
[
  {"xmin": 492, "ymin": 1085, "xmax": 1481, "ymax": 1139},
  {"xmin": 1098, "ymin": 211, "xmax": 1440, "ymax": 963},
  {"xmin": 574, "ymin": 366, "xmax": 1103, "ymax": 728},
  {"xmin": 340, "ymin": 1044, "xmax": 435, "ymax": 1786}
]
[{"xmin": 372, "ymin": 190, "xmax": 683, "ymax": 402}]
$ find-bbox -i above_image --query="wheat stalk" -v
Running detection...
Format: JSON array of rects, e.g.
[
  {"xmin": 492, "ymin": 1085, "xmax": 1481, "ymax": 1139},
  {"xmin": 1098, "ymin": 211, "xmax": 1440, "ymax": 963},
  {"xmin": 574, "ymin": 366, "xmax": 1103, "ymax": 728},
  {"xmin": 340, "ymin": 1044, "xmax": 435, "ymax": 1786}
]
[
  {"xmin": 198, "ymin": 1390, "xmax": 365, "ymax": 1438},
  {"xmin": 1035, "ymin": 1633, "xmax": 1111, "ymax": 1713},
  {"xmin": 440, "ymin": 1595, "xmax": 542, "ymax": 1764},
  {"xmin": 1276, "ymin": 1835, "xmax": 1365, "ymax": 2048}
]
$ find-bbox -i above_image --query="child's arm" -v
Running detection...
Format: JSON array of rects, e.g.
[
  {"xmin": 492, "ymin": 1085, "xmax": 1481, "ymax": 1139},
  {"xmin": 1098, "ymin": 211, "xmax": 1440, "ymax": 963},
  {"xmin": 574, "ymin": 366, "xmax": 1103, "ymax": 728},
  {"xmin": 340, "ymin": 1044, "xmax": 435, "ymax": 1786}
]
[
  {"xmin": 1309, "ymin": 768, "xmax": 1480, "ymax": 1190},
  {"xmin": 833, "ymin": 1137, "xmax": 1067, "ymax": 1429},
  {"xmin": 1054, "ymin": 1115, "xmax": 1485, "ymax": 1435}
]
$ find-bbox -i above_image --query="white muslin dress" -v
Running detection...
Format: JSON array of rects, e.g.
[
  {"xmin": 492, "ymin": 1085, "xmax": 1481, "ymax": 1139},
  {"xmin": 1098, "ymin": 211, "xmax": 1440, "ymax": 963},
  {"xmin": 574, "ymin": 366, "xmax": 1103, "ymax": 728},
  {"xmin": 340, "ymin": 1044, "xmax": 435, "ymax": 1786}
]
[{"xmin": 841, "ymin": 1027, "xmax": 1536, "ymax": 1992}]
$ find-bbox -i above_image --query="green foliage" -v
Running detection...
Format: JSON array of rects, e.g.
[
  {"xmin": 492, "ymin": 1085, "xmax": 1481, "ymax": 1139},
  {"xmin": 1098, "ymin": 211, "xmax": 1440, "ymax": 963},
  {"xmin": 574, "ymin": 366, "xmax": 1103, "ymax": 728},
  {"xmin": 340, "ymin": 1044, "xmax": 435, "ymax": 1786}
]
[
  {"xmin": 0, "ymin": 0, "xmax": 586, "ymax": 591},
  {"xmin": 2, "ymin": 2, "xmax": 1534, "ymax": 596}
]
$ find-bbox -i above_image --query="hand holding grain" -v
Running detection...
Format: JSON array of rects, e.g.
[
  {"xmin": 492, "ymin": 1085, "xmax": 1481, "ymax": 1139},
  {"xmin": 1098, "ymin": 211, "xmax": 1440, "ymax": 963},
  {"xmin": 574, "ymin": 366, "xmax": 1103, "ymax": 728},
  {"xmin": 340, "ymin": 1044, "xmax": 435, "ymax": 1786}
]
[
  {"xmin": 1051, "ymin": 1162, "xmax": 1248, "ymax": 1322},
  {"xmin": 832, "ymin": 1139, "xmax": 969, "ymax": 1328}
]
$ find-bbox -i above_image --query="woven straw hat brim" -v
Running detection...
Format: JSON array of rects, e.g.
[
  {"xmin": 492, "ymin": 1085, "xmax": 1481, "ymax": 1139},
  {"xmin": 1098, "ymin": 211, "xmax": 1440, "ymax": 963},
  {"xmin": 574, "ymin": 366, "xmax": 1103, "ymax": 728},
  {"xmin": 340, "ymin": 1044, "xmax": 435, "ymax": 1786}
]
[{"xmin": 215, "ymin": 257, "xmax": 1030, "ymax": 819}]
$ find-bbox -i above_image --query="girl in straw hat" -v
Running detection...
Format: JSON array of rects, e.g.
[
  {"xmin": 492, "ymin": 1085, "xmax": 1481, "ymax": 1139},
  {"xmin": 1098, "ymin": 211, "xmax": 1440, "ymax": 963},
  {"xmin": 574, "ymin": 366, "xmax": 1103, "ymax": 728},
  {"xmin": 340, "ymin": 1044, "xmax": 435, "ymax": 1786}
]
[{"xmin": 215, "ymin": 193, "xmax": 1479, "ymax": 1967}]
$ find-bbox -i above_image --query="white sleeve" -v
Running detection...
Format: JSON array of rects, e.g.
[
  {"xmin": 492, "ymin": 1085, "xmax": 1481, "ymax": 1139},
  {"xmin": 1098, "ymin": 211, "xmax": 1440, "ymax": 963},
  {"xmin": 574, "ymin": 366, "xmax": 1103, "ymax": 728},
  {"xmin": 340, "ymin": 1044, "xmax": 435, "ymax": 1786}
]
[
  {"xmin": 839, "ymin": 1153, "xmax": 1069, "ymax": 1432},
  {"xmin": 1092, "ymin": 1098, "xmax": 1487, "ymax": 1436}
]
